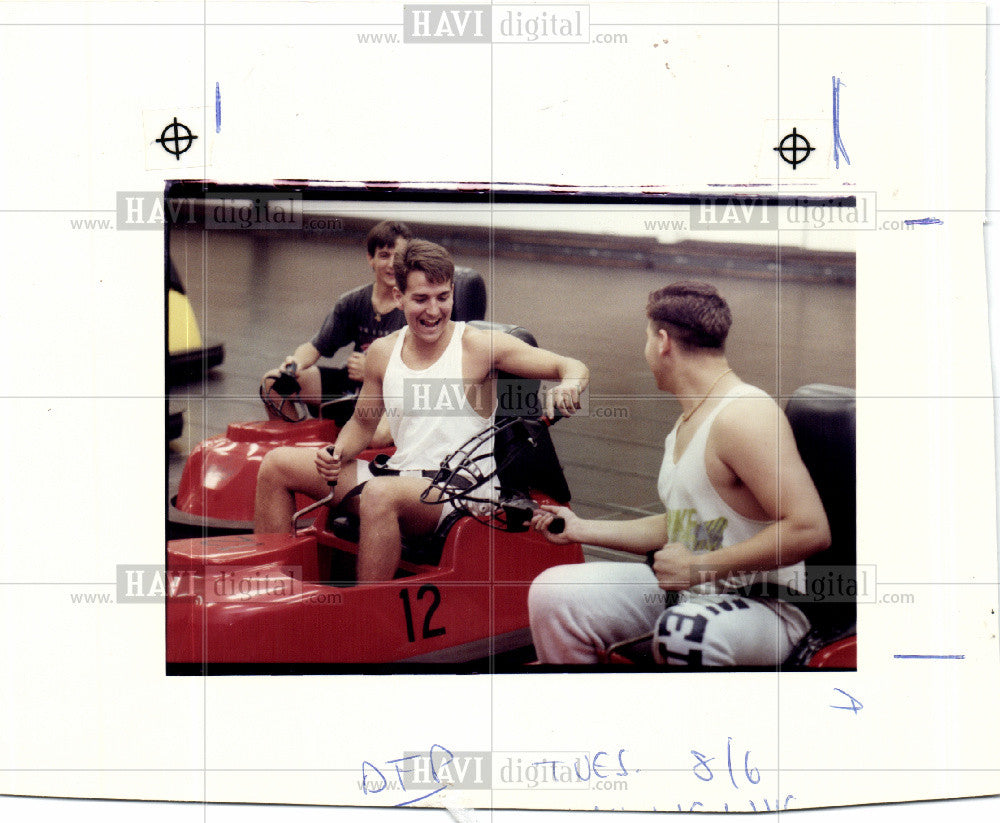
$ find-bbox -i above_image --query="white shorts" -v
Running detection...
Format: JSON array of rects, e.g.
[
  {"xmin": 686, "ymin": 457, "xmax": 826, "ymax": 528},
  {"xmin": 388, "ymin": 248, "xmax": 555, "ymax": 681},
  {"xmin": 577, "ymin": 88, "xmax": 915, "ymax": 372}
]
[{"xmin": 354, "ymin": 459, "xmax": 468, "ymax": 528}]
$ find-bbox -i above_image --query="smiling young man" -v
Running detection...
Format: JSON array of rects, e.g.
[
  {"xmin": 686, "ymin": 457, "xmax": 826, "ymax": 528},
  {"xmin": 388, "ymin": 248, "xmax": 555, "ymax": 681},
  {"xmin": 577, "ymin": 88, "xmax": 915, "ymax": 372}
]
[
  {"xmin": 254, "ymin": 239, "xmax": 590, "ymax": 583},
  {"xmin": 260, "ymin": 220, "xmax": 412, "ymax": 423},
  {"xmin": 528, "ymin": 281, "xmax": 831, "ymax": 667}
]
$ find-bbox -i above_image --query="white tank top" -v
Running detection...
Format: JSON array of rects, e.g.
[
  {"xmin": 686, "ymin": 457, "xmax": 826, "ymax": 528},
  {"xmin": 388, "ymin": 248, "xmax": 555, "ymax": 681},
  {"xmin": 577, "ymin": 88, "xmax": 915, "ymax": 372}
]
[
  {"xmin": 657, "ymin": 383, "xmax": 806, "ymax": 595},
  {"xmin": 382, "ymin": 321, "xmax": 496, "ymax": 474}
]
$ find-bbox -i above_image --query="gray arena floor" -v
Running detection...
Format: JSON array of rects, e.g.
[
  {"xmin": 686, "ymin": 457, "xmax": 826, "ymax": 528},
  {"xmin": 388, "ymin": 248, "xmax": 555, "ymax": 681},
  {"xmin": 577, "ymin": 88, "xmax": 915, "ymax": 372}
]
[{"xmin": 167, "ymin": 227, "xmax": 855, "ymax": 543}]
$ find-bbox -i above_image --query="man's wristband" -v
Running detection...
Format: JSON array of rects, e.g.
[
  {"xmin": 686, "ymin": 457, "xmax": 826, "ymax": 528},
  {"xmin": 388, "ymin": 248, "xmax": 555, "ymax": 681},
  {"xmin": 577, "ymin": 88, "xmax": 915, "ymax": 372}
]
[{"xmin": 645, "ymin": 549, "xmax": 657, "ymax": 569}]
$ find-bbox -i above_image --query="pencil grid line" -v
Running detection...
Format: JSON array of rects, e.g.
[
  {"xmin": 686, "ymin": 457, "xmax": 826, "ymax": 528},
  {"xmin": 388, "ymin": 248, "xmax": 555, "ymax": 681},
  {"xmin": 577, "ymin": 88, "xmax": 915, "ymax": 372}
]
[
  {"xmin": 3, "ymin": 394, "xmax": 999, "ymax": 400},
  {"xmin": 2, "ymin": 22, "xmax": 1000, "ymax": 27},
  {"xmin": 776, "ymin": 4, "xmax": 784, "ymax": 809},
  {"xmin": 488, "ymin": 35, "xmax": 497, "ymax": 814},
  {"xmin": 201, "ymin": 3, "xmax": 208, "ymax": 819},
  {"xmin": 2, "ymin": 767, "xmax": 997, "ymax": 773},
  {"xmin": 6, "ymin": 577, "xmax": 1000, "ymax": 587}
]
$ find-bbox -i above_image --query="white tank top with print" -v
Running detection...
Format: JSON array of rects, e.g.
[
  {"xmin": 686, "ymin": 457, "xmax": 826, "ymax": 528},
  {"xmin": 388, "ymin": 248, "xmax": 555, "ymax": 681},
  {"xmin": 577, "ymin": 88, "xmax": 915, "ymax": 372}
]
[
  {"xmin": 658, "ymin": 383, "xmax": 806, "ymax": 595},
  {"xmin": 382, "ymin": 321, "xmax": 496, "ymax": 475}
]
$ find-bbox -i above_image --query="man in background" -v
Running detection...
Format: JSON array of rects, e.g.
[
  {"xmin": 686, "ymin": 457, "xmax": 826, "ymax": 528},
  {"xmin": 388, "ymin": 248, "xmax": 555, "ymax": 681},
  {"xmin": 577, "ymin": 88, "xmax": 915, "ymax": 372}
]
[{"xmin": 260, "ymin": 220, "xmax": 412, "ymax": 432}]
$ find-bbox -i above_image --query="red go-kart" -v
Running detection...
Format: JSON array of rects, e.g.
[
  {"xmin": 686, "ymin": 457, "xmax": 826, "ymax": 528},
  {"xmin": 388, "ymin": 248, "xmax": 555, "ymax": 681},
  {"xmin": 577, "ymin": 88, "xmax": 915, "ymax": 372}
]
[
  {"xmin": 167, "ymin": 411, "xmax": 584, "ymax": 673},
  {"xmin": 167, "ymin": 313, "xmax": 588, "ymax": 673}
]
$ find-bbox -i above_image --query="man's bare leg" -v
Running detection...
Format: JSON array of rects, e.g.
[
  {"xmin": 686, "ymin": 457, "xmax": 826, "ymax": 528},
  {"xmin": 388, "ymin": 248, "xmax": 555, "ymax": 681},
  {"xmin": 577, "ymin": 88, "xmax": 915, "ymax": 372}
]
[
  {"xmin": 355, "ymin": 477, "xmax": 444, "ymax": 583},
  {"xmin": 254, "ymin": 446, "xmax": 359, "ymax": 533}
]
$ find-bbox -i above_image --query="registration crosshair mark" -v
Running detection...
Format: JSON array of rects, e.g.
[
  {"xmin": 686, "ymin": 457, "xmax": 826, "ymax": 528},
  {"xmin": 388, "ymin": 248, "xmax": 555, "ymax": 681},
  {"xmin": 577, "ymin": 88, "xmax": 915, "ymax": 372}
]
[
  {"xmin": 773, "ymin": 128, "xmax": 815, "ymax": 169},
  {"xmin": 156, "ymin": 117, "xmax": 199, "ymax": 160}
]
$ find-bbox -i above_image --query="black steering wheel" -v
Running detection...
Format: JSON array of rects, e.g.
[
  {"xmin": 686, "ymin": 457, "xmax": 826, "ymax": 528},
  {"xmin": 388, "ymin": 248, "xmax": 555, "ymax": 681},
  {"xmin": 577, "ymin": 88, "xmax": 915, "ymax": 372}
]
[
  {"xmin": 260, "ymin": 363, "xmax": 307, "ymax": 422},
  {"xmin": 419, "ymin": 416, "xmax": 566, "ymax": 534}
]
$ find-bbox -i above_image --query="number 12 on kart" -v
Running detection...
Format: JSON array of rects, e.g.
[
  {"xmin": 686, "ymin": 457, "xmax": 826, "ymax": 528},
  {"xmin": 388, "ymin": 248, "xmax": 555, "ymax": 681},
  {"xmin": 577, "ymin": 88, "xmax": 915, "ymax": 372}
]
[{"xmin": 399, "ymin": 585, "xmax": 446, "ymax": 643}]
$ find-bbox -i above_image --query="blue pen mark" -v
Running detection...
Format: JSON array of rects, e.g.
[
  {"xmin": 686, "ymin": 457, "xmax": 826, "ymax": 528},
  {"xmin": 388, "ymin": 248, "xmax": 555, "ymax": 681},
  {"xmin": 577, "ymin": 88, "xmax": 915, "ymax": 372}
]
[
  {"xmin": 395, "ymin": 785, "xmax": 446, "ymax": 807},
  {"xmin": 894, "ymin": 654, "xmax": 965, "ymax": 659},
  {"xmin": 832, "ymin": 76, "xmax": 850, "ymax": 169},
  {"xmin": 903, "ymin": 217, "xmax": 943, "ymax": 226},
  {"xmin": 726, "ymin": 737, "xmax": 738, "ymax": 790},
  {"xmin": 215, "ymin": 82, "xmax": 221, "ymax": 133},
  {"xmin": 830, "ymin": 688, "xmax": 863, "ymax": 713},
  {"xmin": 690, "ymin": 750, "xmax": 714, "ymax": 782}
]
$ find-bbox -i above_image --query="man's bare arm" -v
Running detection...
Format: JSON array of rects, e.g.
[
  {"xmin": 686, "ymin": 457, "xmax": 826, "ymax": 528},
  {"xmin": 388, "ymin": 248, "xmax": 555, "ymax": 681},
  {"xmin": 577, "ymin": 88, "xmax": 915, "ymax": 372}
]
[
  {"xmin": 369, "ymin": 412, "xmax": 393, "ymax": 448},
  {"xmin": 487, "ymin": 332, "xmax": 590, "ymax": 417},
  {"xmin": 686, "ymin": 399, "xmax": 831, "ymax": 585},
  {"xmin": 331, "ymin": 338, "xmax": 389, "ymax": 461},
  {"xmin": 533, "ymin": 506, "xmax": 672, "ymax": 553},
  {"xmin": 285, "ymin": 342, "xmax": 321, "ymax": 372}
]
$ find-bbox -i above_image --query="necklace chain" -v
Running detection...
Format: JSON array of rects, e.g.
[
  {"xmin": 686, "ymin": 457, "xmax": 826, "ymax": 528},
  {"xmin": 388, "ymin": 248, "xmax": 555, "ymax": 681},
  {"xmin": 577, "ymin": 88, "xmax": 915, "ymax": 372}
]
[{"xmin": 680, "ymin": 368, "xmax": 734, "ymax": 423}]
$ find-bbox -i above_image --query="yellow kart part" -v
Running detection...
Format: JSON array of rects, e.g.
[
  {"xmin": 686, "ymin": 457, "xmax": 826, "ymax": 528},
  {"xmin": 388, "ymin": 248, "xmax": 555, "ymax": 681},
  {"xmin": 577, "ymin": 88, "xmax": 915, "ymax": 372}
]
[
  {"xmin": 168, "ymin": 288, "xmax": 203, "ymax": 353},
  {"xmin": 167, "ymin": 288, "xmax": 224, "ymax": 383}
]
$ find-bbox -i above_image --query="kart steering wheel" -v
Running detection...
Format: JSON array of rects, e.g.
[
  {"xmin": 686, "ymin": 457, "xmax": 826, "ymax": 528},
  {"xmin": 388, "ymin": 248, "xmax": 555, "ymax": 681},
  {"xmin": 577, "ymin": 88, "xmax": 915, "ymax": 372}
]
[
  {"xmin": 420, "ymin": 416, "xmax": 566, "ymax": 534},
  {"xmin": 260, "ymin": 362, "xmax": 308, "ymax": 422}
]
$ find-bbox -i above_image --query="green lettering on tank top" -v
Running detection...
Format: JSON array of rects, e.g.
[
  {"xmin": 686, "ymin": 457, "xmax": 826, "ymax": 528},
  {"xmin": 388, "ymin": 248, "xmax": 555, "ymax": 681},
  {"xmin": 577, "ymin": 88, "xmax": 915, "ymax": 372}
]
[{"xmin": 666, "ymin": 509, "xmax": 728, "ymax": 552}]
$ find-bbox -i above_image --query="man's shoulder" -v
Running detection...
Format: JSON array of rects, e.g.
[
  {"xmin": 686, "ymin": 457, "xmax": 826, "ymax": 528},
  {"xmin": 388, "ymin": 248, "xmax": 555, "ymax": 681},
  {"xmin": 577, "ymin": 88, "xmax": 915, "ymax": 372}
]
[
  {"xmin": 367, "ymin": 330, "xmax": 400, "ymax": 357},
  {"xmin": 462, "ymin": 322, "xmax": 517, "ymax": 350},
  {"xmin": 712, "ymin": 385, "xmax": 784, "ymax": 443},
  {"xmin": 460, "ymin": 323, "xmax": 509, "ymax": 361},
  {"xmin": 460, "ymin": 321, "xmax": 485, "ymax": 341},
  {"xmin": 728, "ymin": 383, "xmax": 774, "ymax": 404},
  {"xmin": 361, "ymin": 333, "xmax": 398, "ymax": 380}
]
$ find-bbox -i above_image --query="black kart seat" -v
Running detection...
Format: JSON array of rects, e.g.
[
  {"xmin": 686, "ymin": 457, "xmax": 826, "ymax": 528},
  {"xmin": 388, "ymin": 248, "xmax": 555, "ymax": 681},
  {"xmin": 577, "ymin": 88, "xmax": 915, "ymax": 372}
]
[
  {"xmin": 468, "ymin": 320, "xmax": 571, "ymax": 504},
  {"xmin": 784, "ymin": 384, "xmax": 857, "ymax": 636},
  {"xmin": 326, "ymin": 509, "xmax": 464, "ymax": 568},
  {"xmin": 453, "ymin": 267, "xmax": 487, "ymax": 322}
]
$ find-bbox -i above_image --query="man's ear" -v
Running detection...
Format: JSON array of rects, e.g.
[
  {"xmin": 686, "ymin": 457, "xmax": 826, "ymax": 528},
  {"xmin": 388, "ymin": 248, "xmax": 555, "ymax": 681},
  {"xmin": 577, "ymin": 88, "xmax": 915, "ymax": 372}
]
[
  {"xmin": 392, "ymin": 286, "xmax": 404, "ymax": 308},
  {"xmin": 657, "ymin": 327, "xmax": 672, "ymax": 356}
]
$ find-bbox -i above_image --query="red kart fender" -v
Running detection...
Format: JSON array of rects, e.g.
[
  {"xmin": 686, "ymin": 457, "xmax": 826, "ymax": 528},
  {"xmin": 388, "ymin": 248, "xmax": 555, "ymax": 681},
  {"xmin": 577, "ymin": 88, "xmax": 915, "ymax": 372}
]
[
  {"xmin": 166, "ymin": 496, "xmax": 584, "ymax": 666},
  {"xmin": 807, "ymin": 635, "xmax": 857, "ymax": 669},
  {"xmin": 174, "ymin": 419, "xmax": 392, "ymax": 524}
]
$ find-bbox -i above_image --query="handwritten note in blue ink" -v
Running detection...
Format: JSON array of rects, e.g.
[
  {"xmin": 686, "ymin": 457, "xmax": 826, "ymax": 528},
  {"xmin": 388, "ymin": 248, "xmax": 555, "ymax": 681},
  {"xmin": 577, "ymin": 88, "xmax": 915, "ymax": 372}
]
[
  {"xmin": 830, "ymin": 687, "xmax": 863, "ymax": 713},
  {"xmin": 684, "ymin": 737, "xmax": 793, "ymax": 812},
  {"xmin": 903, "ymin": 218, "xmax": 943, "ymax": 226},
  {"xmin": 529, "ymin": 749, "xmax": 630, "ymax": 785},
  {"xmin": 215, "ymin": 82, "xmax": 221, "ymax": 133},
  {"xmin": 833, "ymin": 76, "xmax": 850, "ymax": 169},
  {"xmin": 361, "ymin": 744, "xmax": 456, "ymax": 806},
  {"xmin": 690, "ymin": 737, "xmax": 759, "ymax": 790}
]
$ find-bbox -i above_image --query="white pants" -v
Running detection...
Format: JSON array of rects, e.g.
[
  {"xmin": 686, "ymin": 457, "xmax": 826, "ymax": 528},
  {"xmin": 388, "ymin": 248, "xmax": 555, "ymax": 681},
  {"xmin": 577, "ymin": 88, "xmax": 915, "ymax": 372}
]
[{"xmin": 528, "ymin": 562, "xmax": 811, "ymax": 666}]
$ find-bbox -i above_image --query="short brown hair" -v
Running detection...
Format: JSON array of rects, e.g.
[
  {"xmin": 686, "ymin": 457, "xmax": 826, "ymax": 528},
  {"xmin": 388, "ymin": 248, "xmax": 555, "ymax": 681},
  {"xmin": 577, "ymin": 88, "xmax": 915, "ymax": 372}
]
[
  {"xmin": 366, "ymin": 220, "xmax": 412, "ymax": 257},
  {"xmin": 393, "ymin": 239, "xmax": 455, "ymax": 292},
  {"xmin": 646, "ymin": 281, "xmax": 732, "ymax": 350}
]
